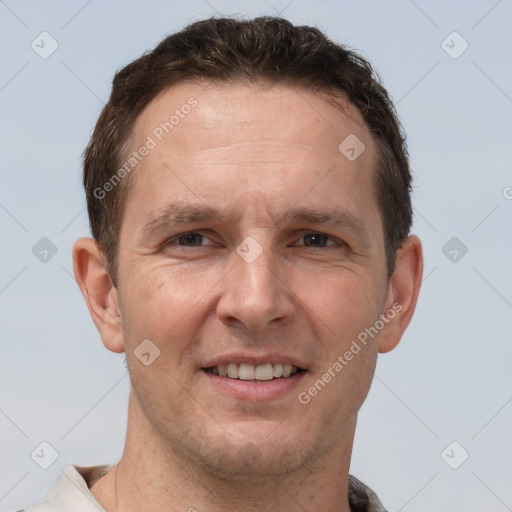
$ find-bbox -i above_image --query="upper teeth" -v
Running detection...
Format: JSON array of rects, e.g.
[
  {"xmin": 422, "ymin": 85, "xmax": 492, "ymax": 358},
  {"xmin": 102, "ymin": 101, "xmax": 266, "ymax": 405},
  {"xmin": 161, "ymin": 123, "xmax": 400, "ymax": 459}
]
[{"xmin": 209, "ymin": 363, "xmax": 299, "ymax": 380}]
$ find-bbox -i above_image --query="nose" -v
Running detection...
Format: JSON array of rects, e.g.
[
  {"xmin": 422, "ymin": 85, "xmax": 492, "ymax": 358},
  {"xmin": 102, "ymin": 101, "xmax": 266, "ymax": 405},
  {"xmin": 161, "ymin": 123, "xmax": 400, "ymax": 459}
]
[{"xmin": 216, "ymin": 242, "xmax": 295, "ymax": 332}]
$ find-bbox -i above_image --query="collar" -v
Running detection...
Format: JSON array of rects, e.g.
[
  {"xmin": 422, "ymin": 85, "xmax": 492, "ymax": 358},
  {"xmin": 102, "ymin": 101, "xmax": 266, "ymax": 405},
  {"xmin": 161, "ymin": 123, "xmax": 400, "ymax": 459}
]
[{"xmin": 35, "ymin": 465, "xmax": 388, "ymax": 512}]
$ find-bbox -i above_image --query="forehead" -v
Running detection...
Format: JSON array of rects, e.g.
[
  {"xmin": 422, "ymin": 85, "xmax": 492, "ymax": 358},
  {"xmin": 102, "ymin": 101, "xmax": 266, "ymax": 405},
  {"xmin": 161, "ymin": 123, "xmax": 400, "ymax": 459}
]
[
  {"xmin": 122, "ymin": 81, "xmax": 380, "ymax": 236},
  {"xmin": 132, "ymin": 80, "xmax": 373, "ymax": 159}
]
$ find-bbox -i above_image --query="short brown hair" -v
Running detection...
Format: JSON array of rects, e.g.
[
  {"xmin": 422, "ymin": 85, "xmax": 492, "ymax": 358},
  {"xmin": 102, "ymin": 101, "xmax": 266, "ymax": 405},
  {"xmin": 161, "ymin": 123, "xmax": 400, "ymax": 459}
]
[{"xmin": 83, "ymin": 16, "xmax": 412, "ymax": 285}]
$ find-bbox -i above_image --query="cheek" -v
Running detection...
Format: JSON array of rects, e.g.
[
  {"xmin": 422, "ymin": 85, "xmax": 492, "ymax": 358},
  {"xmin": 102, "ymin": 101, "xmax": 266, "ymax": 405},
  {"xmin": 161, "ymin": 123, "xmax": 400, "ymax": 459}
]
[
  {"xmin": 119, "ymin": 263, "xmax": 218, "ymax": 355},
  {"xmin": 296, "ymin": 269, "xmax": 383, "ymax": 400},
  {"xmin": 300, "ymin": 299, "xmax": 379, "ymax": 426},
  {"xmin": 296, "ymin": 268, "xmax": 384, "ymax": 341}
]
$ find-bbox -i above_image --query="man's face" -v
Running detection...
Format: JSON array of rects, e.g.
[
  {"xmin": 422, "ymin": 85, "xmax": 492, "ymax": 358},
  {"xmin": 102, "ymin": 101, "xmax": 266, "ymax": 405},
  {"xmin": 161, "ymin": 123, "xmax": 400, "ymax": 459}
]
[{"xmin": 115, "ymin": 82, "xmax": 392, "ymax": 477}]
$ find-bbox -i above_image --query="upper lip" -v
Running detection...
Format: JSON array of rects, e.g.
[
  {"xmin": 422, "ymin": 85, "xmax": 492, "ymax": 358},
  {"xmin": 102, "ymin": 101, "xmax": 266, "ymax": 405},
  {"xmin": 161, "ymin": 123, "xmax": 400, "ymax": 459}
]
[{"xmin": 203, "ymin": 353, "xmax": 308, "ymax": 370}]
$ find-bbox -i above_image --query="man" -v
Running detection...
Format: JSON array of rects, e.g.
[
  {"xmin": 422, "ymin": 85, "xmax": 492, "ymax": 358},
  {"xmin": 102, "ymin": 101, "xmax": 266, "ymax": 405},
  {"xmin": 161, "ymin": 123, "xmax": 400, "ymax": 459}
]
[{"xmin": 24, "ymin": 16, "xmax": 422, "ymax": 512}]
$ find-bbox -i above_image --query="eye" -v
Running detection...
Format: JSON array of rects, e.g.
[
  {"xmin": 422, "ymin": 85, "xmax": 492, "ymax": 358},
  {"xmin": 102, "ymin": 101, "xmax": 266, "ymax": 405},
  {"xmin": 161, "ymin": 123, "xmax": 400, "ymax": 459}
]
[
  {"xmin": 166, "ymin": 232, "xmax": 215, "ymax": 247},
  {"xmin": 295, "ymin": 233, "xmax": 338, "ymax": 248}
]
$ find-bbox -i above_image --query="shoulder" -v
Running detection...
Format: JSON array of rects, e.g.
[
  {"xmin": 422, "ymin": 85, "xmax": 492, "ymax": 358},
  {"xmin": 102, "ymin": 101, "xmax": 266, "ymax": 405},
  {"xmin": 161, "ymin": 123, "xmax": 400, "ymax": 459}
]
[
  {"xmin": 23, "ymin": 504, "xmax": 54, "ymax": 512},
  {"xmin": 22, "ymin": 464, "xmax": 113, "ymax": 512},
  {"xmin": 348, "ymin": 474, "xmax": 389, "ymax": 512}
]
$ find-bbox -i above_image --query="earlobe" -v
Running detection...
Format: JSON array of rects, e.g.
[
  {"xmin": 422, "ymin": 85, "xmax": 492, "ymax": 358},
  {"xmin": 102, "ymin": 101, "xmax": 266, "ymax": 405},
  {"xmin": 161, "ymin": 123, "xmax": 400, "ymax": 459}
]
[
  {"xmin": 378, "ymin": 235, "xmax": 423, "ymax": 353},
  {"xmin": 72, "ymin": 237, "xmax": 126, "ymax": 354}
]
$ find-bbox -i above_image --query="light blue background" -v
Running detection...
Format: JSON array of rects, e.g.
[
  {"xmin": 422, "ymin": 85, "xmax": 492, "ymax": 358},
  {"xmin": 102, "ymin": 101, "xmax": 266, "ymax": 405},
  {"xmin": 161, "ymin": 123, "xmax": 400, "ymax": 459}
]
[{"xmin": 1, "ymin": 1, "xmax": 511, "ymax": 510}]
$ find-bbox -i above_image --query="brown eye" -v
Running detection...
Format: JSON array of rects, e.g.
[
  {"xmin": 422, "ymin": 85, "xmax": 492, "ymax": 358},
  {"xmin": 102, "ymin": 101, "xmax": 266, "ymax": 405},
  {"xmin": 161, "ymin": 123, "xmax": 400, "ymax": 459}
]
[
  {"xmin": 176, "ymin": 233, "xmax": 205, "ymax": 246},
  {"xmin": 302, "ymin": 233, "xmax": 332, "ymax": 248}
]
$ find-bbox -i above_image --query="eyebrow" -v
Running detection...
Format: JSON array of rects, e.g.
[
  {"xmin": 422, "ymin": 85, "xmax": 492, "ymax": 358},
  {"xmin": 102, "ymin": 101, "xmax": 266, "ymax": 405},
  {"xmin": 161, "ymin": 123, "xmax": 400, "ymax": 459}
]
[
  {"xmin": 281, "ymin": 207, "xmax": 372, "ymax": 246},
  {"xmin": 140, "ymin": 203, "xmax": 371, "ymax": 244},
  {"xmin": 141, "ymin": 204, "xmax": 233, "ymax": 239}
]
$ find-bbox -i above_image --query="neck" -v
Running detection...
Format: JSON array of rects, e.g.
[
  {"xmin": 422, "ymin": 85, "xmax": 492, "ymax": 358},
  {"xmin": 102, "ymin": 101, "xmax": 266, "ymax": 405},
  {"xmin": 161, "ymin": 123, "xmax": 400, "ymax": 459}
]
[{"xmin": 91, "ymin": 393, "xmax": 355, "ymax": 512}]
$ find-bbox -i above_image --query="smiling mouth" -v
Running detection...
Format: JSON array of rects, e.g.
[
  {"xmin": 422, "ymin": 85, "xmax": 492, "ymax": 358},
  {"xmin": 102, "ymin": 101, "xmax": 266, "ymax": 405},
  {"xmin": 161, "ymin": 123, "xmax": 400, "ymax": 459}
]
[{"xmin": 204, "ymin": 363, "xmax": 304, "ymax": 381}]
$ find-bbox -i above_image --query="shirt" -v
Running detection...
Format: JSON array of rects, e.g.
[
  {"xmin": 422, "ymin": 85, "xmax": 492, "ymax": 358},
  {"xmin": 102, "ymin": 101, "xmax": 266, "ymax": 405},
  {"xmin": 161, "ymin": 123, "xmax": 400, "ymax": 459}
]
[{"xmin": 22, "ymin": 464, "xmax": 388, "ymax": 511}]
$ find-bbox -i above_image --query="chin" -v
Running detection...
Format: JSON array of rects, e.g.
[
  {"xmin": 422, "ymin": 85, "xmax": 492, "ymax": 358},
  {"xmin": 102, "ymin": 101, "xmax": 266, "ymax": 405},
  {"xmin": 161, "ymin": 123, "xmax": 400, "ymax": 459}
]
[{"xmin": 173, "ymin": 424, "xmax": 328, "ymax": 482}]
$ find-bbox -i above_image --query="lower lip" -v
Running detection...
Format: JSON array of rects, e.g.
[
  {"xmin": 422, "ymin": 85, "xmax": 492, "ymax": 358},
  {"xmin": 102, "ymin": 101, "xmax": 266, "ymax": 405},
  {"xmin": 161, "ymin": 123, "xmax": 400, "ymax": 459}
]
[{"xmin": 202, "ymin": 370, "xmax": 306, "ymax": 401}]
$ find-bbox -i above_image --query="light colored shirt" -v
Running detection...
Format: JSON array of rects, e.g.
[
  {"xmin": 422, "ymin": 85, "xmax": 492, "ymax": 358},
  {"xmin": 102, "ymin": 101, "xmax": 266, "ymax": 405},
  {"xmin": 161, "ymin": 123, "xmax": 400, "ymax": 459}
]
[{"xmin": 22, "ymin": 464, "xmax": 388, "ymax": 511}]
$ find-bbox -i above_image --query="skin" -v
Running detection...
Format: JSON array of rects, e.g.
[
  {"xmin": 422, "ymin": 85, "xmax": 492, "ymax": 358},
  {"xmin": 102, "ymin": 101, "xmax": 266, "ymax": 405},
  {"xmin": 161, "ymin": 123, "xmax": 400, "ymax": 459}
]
[{"xmin": 73, "ymin": 81, "xmax": 423, "ymax": 512}]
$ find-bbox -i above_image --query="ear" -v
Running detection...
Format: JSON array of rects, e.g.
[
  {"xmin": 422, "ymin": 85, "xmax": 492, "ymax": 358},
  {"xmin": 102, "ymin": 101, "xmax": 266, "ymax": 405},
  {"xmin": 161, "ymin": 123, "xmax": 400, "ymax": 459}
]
[
  {"xmin": 378, "ymin": 235, "xmax": 423, "ymax": 353},
  {"xmin": 72, "ymin": 237, "xmax": 125, "ymax": 353}
]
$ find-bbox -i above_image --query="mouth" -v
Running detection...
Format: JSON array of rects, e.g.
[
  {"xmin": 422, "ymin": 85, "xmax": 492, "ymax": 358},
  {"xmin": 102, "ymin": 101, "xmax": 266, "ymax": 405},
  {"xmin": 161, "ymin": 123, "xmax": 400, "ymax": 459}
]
[
  {"xmin": 204, "ymin": 362, "xmax": 304, "ymax": 381},
  {"xmin": 202, "ymin": 360, "xmax": 307, "ymax": 400}
]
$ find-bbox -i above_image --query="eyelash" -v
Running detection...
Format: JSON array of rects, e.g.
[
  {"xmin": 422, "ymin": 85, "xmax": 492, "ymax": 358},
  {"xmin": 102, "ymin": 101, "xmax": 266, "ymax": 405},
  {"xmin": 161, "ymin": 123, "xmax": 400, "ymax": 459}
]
[{"xmin": 164, "ymin": 231, "xmax": 343, "ymax": 249}]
